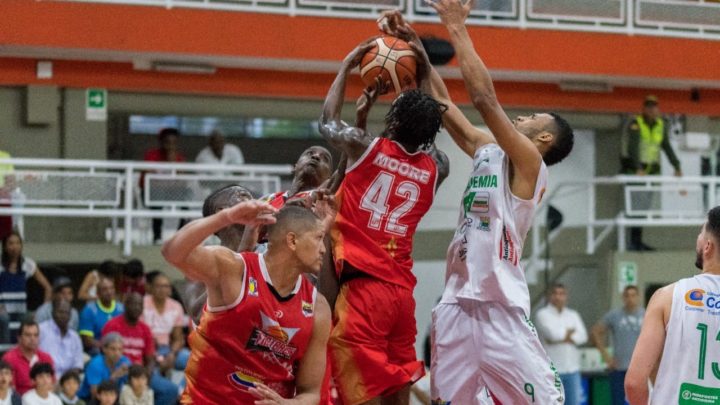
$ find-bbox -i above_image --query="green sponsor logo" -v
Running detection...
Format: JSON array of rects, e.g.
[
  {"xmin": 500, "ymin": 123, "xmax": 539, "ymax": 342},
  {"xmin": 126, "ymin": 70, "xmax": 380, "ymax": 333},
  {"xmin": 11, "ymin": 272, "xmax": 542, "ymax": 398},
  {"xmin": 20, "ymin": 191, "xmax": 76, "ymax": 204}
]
[
  {"xmin": 678, "ymin": 383, "xmax": 720, "ymax": 404},
  {"xmin": 465, "ymin": 174, "xmax": 498, "ymax": 190}
]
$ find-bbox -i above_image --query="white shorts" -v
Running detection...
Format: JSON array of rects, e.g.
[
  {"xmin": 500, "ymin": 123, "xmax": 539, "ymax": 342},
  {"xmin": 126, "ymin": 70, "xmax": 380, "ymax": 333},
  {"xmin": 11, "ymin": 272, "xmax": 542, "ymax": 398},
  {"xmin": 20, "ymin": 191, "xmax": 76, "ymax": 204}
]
[{"xmin": 430, "ymin": 301, "xmax": 564, "ymax": 404}]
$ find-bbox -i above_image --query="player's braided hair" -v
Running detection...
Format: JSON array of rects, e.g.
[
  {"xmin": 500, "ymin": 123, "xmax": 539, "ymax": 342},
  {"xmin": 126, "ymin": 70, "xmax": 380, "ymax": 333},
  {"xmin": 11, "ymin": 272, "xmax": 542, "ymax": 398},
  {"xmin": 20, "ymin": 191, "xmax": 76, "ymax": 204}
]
[{"xmin": 383, "ymin": 89, "xmax": 447, "ymax": 151}]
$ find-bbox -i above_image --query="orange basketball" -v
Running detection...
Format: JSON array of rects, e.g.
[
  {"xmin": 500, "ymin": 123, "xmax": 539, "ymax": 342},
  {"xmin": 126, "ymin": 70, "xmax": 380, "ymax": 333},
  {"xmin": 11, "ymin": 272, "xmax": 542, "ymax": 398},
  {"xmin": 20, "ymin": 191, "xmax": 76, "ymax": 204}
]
[{"xmin": 359, "ymin": 36, "xmax": 417, "ymax": 95}]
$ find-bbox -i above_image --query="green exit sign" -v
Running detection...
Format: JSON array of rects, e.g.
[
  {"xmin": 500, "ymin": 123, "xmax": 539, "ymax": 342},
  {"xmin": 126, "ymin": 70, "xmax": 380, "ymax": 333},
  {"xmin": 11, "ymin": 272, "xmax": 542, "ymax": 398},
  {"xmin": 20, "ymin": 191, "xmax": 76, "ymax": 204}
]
[{"xmin": 86, "ymin": 88, "xmax": 107, "ymax": 121}]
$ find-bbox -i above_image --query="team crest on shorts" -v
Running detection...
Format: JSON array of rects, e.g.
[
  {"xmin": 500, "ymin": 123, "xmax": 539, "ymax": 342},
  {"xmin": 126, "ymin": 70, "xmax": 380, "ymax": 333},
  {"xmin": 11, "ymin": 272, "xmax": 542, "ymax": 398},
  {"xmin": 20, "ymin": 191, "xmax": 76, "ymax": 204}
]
[{"xmin": 248, "ymin": 277, "xmax": 258, "ymax": 297}]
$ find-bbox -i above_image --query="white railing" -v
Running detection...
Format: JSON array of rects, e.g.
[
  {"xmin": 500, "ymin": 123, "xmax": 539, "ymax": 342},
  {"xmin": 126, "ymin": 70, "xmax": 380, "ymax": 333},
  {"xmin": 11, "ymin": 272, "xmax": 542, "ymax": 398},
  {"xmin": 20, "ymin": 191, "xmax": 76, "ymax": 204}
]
[
  {"xmin": 524, "ymin": 174, "xmax": 714, "ymax": 283},
  {"xmin": 0, "ymin": 158, "xmax": 292, "ymax": 255},
  {"xmin": 44, "ymin": 0, "xmax": 720, "ymax": 40}
]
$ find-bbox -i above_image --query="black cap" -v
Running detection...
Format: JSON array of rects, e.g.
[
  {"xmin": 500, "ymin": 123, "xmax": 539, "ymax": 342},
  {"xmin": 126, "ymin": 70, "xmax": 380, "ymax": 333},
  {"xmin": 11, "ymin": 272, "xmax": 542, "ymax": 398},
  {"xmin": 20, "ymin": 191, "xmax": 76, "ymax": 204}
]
[
  {"xmin": 644, "ymin": 95, "xmax": 659, "ymax": 107},
  {"xmin": 52, "ymin": 276, "xmax": 72, "ymax": 293}
]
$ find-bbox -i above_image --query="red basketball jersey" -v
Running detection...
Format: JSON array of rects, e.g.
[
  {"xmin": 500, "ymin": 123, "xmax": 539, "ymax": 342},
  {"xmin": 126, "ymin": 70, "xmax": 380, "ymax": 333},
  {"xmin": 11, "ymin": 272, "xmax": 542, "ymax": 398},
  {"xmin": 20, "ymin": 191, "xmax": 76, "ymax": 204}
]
[
  {"xmin": 182, "ymin": 252, "xmax": 317, "ymax": 404},
  {"xmin": 332, "ymin": 137, "xmax": 437, "ymax": 290}
]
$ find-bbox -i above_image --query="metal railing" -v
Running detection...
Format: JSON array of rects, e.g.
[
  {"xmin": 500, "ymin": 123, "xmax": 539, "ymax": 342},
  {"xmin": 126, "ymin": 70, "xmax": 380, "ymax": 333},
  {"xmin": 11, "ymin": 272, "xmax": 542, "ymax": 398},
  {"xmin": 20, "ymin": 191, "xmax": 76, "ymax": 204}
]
[
  {"xmin": 44, "ymin": 0, "xmax": 720, "ymax": 40},
  {"xmin": 524, "ymin": 174, "xmax": 713, "ymax": 283},
  {"xmin": 0, "ymin": 158, "xmax": 292, "ymax": 255}
]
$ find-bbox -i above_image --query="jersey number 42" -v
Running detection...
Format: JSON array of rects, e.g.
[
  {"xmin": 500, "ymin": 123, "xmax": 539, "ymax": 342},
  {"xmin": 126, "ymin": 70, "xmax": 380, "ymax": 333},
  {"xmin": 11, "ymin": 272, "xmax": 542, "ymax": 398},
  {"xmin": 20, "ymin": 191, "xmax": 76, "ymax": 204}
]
[{"xmin": 360, "ymin": 171, "xmax": 420, "ymax": 237}]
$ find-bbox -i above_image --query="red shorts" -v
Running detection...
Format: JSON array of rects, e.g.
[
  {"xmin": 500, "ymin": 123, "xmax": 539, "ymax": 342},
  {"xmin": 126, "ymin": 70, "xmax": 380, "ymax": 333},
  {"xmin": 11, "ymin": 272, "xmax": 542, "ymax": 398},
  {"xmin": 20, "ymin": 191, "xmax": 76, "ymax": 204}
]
[{"xmin": 328, "ymin": 277, "xmax": 424, "ymax": 405}]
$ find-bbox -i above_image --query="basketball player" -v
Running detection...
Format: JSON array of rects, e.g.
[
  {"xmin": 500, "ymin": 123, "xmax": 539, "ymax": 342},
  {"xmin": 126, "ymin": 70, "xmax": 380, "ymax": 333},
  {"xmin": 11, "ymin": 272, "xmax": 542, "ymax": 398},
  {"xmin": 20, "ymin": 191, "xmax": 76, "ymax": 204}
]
[
  {"xmin": 319, "ymin": 40, "xmax": 449, "ymax": 405},
  {"xmin": 161, "ymin": 203, "xmax": 332, "ymax": 404},
  {"xmin": 380, "ymin": 2, "xmax": 574, "ymax": 402},
  {"xmin": 625, "ymin": 207, "xmax": 720, "ymax": 404}
]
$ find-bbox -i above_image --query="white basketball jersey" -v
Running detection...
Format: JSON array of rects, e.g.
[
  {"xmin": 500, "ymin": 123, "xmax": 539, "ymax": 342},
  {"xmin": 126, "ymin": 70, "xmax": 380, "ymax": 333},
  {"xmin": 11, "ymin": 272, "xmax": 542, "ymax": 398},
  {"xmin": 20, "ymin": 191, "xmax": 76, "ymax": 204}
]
[
  {"xmin": 652, "ymin": 274, "xmax": 720, "ymax": 404},
  {"xmin": 441, "ymin": 144, "xmax": 548, "ymax": 315}
]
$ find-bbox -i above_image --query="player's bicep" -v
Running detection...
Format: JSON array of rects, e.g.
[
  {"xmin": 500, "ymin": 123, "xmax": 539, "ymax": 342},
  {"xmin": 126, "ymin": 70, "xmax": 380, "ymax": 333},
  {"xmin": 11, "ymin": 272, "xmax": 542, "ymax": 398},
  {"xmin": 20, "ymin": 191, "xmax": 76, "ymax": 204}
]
[
  {"xmin": 443, "ymin": 102, "xmax": 495, "ymax": 157},
  {"xmin": 318, "ymin": 122, "xmax": 370, "ymax": 161},
  {"xmin": 295, "ymin": 295, "xmax": 331, "ymax": 397},
  {"xmin": 173, "ymin": 246, "xmax": 236, "ymax": 286},
  {"xmin": 626, "ymin": 287, "xmax": 670, "ymax": 386}
]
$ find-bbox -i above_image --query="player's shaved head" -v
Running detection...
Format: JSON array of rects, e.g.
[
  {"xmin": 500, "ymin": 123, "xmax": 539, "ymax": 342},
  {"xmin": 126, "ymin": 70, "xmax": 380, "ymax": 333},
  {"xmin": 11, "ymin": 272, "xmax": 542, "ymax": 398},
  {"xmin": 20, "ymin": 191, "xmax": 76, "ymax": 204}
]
[{"xmin": 266, "ymin": 206, "xmax": 321, "ymax": 245}]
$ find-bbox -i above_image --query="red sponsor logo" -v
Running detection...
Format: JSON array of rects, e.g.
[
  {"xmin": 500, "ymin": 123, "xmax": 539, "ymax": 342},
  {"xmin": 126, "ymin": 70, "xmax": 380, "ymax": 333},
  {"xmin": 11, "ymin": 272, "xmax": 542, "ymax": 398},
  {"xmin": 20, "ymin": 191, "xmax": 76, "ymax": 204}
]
[
  {"xmin": 498, "ymin": 225, "xmax": 518, "ymax": 266},
  {"xmin": 247, "ymin": 328, "xmax": 297, "ymax": 360}
]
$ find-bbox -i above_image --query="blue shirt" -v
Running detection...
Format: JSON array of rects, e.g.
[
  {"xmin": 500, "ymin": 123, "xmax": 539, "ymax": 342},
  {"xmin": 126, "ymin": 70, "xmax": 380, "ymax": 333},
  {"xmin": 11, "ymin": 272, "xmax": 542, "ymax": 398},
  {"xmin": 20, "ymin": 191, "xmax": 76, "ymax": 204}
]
[
  {"xmin": 78, "ymin": 354, "xmax": 130, "ymax": 400},
  {"xmin": 78, "ymin": 300, "xmax": 124, "ymax": 339}
]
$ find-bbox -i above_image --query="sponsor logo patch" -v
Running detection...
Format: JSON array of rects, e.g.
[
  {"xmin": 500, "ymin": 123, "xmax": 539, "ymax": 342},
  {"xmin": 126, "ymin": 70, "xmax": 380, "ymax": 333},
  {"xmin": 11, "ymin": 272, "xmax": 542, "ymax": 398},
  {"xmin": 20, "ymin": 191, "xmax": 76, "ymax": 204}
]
[
  {"xmin": 685, "ymin": 289, "xmax": 705, "ymax": 307},
  {"xmin": 227, "ymin": 370, "xmax": 261, "ymax": 391},
  {"xmin": 246, "ymin": 312, "xmax": 299, "ymax": 360},
  {"xmin": 248, "ymin": 277, "xmax": 258, "ymax": 297},
  {"xmin": 301, "ymin": 301, "xmax": 313, "ymax": 317}
]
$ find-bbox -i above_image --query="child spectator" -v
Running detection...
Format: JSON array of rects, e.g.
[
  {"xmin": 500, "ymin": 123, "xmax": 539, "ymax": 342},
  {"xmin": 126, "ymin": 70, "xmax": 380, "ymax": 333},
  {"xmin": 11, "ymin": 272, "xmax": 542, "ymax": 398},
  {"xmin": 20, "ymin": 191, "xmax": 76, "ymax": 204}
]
[
  {"xmin": 0, "ymin": 360, "xmax": 21, "ymax": 405},
  {"xmin": 21, "ymin": 363, "xmax": 61, "ymax": 405},
  {"xmin": 92, "ymin": 381, "xmax": 117, "ymax": 405},
  {"xmin": 119, "ymin": 366, "xmax": 153, "ymax": 405},
  {"xmin": 58, "ymin": 371, "xmax": 85, "ymax": 405}
]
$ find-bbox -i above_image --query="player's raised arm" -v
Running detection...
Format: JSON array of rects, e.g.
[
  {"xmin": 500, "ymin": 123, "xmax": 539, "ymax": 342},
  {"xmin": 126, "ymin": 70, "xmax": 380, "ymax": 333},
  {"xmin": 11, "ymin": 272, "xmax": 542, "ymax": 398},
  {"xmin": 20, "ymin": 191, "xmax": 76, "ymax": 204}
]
[
  {"xmin": 625, "ymin": 284, "xmax": 672, "ymax": 405},
  {"xmin": 161, "ymin": 200, "xmax": 277, "ymax": 284},
  {"xmin": 429, "ymin": 0, "xmax": 542, "ymax": 179},
  {"xmin": 319, "ymin": 40, "xmax": 377, "ymax": 164}
]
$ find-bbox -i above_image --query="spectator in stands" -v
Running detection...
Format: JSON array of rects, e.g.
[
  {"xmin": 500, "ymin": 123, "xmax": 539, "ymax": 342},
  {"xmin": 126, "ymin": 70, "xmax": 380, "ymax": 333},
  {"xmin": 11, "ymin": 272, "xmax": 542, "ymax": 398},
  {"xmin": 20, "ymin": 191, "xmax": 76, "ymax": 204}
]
[
  {"xmin": 79, "ymin": 261, "xmax": 122, "ymax": 303},
  {"xmin": 591, "ymin": 285, "xmax": 644, "ymax": 405},
  {"xmin": 92, "ymin": 381, "xmax": 118, "ymax": 405},
  {"xmin": 534, "ymin": 283, "xmax": 588, "ymax": 405},
  {"xmin": 79, "ymin": 276, "xmax": 124, "ymax": 354},
  {"xmin": 141, "ymin": 272, "xmax": 188, "ymax": 375},
  {"xmin": 38, "ymin": 299, "xmax": 83, "ymax": 379},
  {"xmin": 101, "ymin": 293, "xmax": 177, "ymax": 405},
  {"xmin": 35, "ymin": 277, "xmax": 79, "ymax": 331},
  {"xmin": 118, "ymin": 260, "xmax": 145, "ymax": 300},
  {"xmin": 0, "ymin": 360, "xmax": 22, "ymax": 405},
  {"xmin": 78, "ymin": 333, "xmax": 130, "ymax": 401},
  {"xmin": 620, "ymin": 95, "xmax": 682, "ymax": 251},
  {"xmin": 0, "ymin": 231, "xmax": 52, "ymax": 342},
  {"xmin": 0, "ymin": 149, "xmax": 14, "ymax": 241},
  {"xmin": 142, "ymin": 128, "xmax": 187, "ymax": 244},
  {"xmin": 1, "ymin": 320, "xmax": 54, "ymax": 395},
  {"xmin": 21, "ymin": 362, "xmax": 61, "ymax": 405},
  {"xmin": 119, "ymin": 365, "xmax": 153, "ymax": 405},
  {"xmin": 58, "ymin": 370, "xmax": 85, "ymax": 405},
  {"xmin": 195, "ymin": 130, "xmax": 244, "ymax": 174}
]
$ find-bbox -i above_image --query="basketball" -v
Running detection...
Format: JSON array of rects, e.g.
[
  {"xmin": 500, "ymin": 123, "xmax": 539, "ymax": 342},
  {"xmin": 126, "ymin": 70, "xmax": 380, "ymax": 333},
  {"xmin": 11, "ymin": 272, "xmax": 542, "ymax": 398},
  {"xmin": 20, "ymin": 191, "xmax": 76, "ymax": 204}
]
[{"xmin": 359, "ymin": 36, "xmax": 417, "ymax": 95}]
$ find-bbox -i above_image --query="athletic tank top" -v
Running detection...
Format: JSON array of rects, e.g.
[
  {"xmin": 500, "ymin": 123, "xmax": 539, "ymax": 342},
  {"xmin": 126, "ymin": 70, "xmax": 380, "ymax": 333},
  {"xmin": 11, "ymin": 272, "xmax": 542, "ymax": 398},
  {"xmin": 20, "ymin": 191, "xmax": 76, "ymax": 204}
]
[
  {"xmin": 441, "ymin": 144, "xmax": 547, "ymax": 315},
  {"xmin": 652, "ymin": 274, "xmax": 720, "ymax": 404},
  {"xmin": 182, "ymin": 253, "xmax": 317, "ymax": 404},
  {"xmin": 332, "ymin": 137, "xmax": 438, "ymax": 290}
]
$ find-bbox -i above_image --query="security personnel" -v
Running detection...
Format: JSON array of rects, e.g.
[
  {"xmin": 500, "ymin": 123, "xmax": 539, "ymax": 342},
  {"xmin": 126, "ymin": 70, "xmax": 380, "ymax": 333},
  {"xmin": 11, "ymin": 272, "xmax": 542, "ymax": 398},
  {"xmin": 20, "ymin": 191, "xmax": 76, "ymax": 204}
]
[{"xmin": 620, "ymin": 95, "xmax": 682, "ymax": 251}]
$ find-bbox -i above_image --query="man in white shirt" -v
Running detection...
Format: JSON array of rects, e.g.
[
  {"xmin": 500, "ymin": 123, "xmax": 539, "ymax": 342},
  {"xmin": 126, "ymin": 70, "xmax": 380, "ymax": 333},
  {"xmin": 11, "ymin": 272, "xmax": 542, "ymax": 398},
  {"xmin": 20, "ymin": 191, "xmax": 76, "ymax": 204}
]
[
  {"xmin": 535, "ymin": 283, "xmax": 588, "ymax": 405},
  {"xmin": 38, "ymin": 299, "xmax": 83, "ymax": 379},
  {"xmin": 195, "ymin": 130, "xmax": 244, "ymax": 174}
]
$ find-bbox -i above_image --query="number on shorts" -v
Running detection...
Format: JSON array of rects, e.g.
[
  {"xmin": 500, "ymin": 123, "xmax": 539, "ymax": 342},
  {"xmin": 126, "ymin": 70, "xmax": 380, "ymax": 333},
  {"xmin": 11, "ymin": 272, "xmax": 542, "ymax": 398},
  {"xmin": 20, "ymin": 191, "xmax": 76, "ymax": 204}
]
[{"xmin": 360, "ymin": 171, "xmax": 420, "ymax": 237}]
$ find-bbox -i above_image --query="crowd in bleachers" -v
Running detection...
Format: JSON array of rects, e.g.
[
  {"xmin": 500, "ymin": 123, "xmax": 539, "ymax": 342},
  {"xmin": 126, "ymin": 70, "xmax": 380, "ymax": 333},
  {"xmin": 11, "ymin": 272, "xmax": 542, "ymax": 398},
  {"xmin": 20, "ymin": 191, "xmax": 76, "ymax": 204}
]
[{"xmin": 0, "ymin": 244, "xmax": 189, "ymax": 405}]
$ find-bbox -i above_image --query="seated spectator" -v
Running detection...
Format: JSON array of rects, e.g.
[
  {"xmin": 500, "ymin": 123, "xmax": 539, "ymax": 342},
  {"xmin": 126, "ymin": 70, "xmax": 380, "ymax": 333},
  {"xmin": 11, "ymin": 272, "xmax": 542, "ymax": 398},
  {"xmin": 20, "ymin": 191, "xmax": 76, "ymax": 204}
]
[
  {"xmin": 141, "ymin": 273, "xmax": 188, "ymax": 374},
  {"xmin": 78, "ymin": 333, "xmax": 130, "ymax": 401},
  {"xmin": 0, "ymin": 360, "xmax": 22, "ymax": 405},
  {"xmin": 101, "ymin": 294, "xmax": 177, "ymax": 405},
  {"xmin": 1, "ymin": 320, "xmax": 53, "ymax": 395},
  {"xmin": 58, "ymin": 370, "xmax": 85, "ymax": 405},
  {"xmin": 35, "ymin": 277, "xmax": 79, "ymax": 331},
  {"xmin": 118, "ymin": 260, "xmax": 145, "ymax": 300},
  {"xmin": 79, "ymin": 261, "xmax": 123, "ymax": 304},
  {"xmin": 79, "ymin": 276, "xmax": 124, "ymax": 354},
  {"xmin": 21, "ymin": 363, "xmax": 61, "ymax": 405},
  {"xmin": 1, "ymin": 232, "xmax": 52, "ymax": 343},
  {"xmin": 91, "ymin": 381, "xmax": 118, "ymax": 405},
  {"xmin": 119, "ymin": 365, "xmax": 152, "ymax": 405},
  {"xmin": 39, "ymin": 299, "xmax": 83, "ymax": 379},
  {"xmin": 195, "ymin": 130, "xmax": 245, "ymax": 175}
]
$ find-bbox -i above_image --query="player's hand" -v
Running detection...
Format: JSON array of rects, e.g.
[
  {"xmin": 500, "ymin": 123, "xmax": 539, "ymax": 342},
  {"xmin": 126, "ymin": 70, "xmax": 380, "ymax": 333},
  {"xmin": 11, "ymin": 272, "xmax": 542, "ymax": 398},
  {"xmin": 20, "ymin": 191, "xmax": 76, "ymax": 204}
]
[
  {"xmin": 356, "ymin": 76, "xmax": 386, "ymax": 125},
  {"xmin": 343, "ymin": 37, "xmax": 379, "ymax": 70},
  {"xmin": 249, "ymin": 383, "xmax": 291, "ymax": 405},
  {"xmin": 408, "ymin": 40, "xmax": 432, "ymax": 86},
  {"xmin": 223, "ymin": 200, "xmax": 278, "ymax": 226},
  {"xmin": 312, "ymin": 189, "xmax": 338, "ymax": 232},
  {"xmin": 426, "ymin": 0, "xmax": 474, "ymax": 27},
  {"xmin": 377, "ymin": 10, "xmax": 406, "ymax": 36}
]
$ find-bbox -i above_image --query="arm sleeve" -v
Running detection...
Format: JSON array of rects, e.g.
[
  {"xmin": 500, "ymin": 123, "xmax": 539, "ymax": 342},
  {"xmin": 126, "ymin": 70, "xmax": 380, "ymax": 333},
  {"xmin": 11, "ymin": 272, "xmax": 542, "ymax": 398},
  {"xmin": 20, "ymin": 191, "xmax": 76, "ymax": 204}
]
[
  {"xmin": 78, "ymin": 306, "xmax": 95, "ymax": 337},
  {"xmin": 661, "ymin": 126, "xmax": 681, "ymax": 170},
  {"xmin": 571, "ymin": 312, "xmax": 589, "ymax": 345},
  {"xmin": 534, "ymin": 309, "xmax": 566, "ymax": 343}
]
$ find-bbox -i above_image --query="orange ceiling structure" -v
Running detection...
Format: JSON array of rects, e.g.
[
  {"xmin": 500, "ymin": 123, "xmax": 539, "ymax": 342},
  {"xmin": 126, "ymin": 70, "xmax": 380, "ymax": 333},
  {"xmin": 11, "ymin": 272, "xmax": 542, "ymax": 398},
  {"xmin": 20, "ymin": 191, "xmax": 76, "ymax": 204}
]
[{"xmin": 1, "ymin": 0, "xmax": 719, "ymax": 114}]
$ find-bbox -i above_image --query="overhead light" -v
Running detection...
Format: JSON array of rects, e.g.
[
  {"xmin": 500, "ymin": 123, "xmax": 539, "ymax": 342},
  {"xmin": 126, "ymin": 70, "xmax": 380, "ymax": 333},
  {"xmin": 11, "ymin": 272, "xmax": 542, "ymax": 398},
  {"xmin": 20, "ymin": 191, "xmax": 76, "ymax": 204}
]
[
  {"xmin": 152, "ymin": 62, "xmax": 216, "ymax": 75},
  {"xmin": 559, "ymin": 80, "xmax": 612, "ymax": 93}
]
